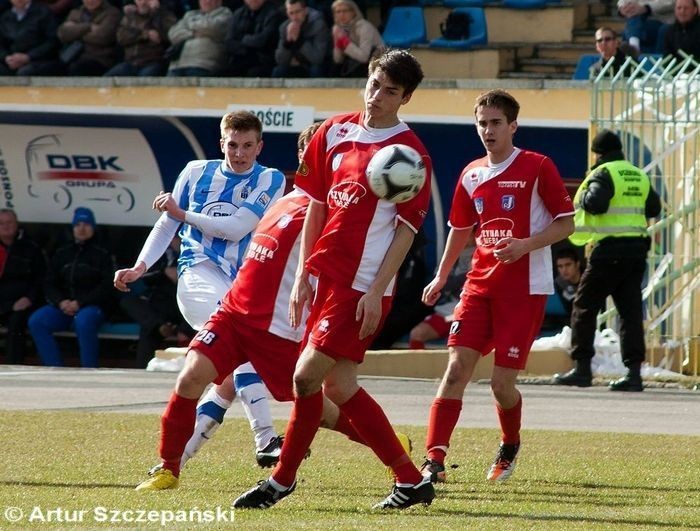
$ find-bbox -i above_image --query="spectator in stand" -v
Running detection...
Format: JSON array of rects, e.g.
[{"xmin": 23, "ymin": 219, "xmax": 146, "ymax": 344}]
[
  {"xmin": 119, "ymin": 236, "xmax": 193, "ymax": 368},
  {"xmin": 272, "ymin": 0, "xmax": 330, "ymax": 78},
  {"xmin": 591, "ymin": 26, "xmax": 635, "ymax": 77},
  {"xmin": 166, "ymin": 0, "xmax": 232, "ymax": 76},
  {"xmin": 663, "ymin": 0, "xmax": 700, "ymax": 61},
  {"xmin": 553, "ymin": 247, "xmax": 583, "ymax": 320},
  {"xmin": 105, "ymin": 0, "xmax": 176, "ymax": 76},
  {"xmin": 330, "ymin": 0, "xmax": 384, "ymax": 77},
  {"xmin": 0, "ymin": 0, "xmax": 61, "ymax": 76},
  {"xmin": 224, "ymin": 0, "xmax": 283, "ymax": 77},
  {"xmin": 618, "ymin": 0, "xmax": 674, "ymax": 54},
  {"xmin": 28, "ymin": 207, "xmax": 115, "ymax": 368},
  {"xmin": 0, "ymin": 209, "xmax": 47, "ymax": 364},
  {"xmin": 55, "ymin": 0, "xmax": 121, "ymax": 75},
  {"xmin": 306, "ymin": 0, "xmax": 365, "ymax": 27}
]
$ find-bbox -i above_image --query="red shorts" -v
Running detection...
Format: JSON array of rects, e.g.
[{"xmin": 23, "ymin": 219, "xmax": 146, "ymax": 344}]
[
  {"xmin": 189, "ymin": 309, "xmax": 299, "ymax": 401},
  {"xmin": 306, "ymin": 276, "xmax": 392, "ymax": 363},
  {"xmin": 447, "ymin": 292, "xmax": 547, "ymax": 370},
  {"xmin": 423, "ymin": 313, "xmax": 451, "ymax": 337}
]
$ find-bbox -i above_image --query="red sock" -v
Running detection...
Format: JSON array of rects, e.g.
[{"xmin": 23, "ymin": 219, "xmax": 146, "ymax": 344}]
[
  {"xmin": 332, "ymin": 411, "xmax": 366, "ymax": 445},
  {"xmin": 496, "ymin": 394, "xmax": 522, "ymax": 445},
  {"xmin": 409, "ymin": 339, "xmax": 425, "ymax": 350},
  {"xmin": 272, "ymin": 390, "xmax": 323, "ymax": 488},
  {"xmin": 340, "ymin": 387, "xmax": 422, "ymax": 485},
  {"xmin": 425, "ymin": 397, "xmax": 462, "ymax": 464},
  {"xmin": 159, "ymin": 392, "xmax": 198, "ymax": 477}
]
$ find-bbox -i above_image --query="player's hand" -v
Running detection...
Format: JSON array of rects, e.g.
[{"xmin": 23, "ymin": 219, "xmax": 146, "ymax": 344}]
[
  {"xmin": 356, "ymin": 291, "xmax": 381, "ymax": 340},
  {"xmin": 153, "ymin": 192, "xmax": 185, "ymax": 221},
  {"xmin": 114, "ymin": 263, "xmax": 147, "ymax": 292},
  {"xmin": 493, "ymin": 237, "xmax": 527, "ymax": 264},
  {"xmin": 422, "ymin": 276, "xmax": 446, "ymax": 306},
  {"xmin": 289, "ymin": 275, "xmax": 313, "ymax": 329}
]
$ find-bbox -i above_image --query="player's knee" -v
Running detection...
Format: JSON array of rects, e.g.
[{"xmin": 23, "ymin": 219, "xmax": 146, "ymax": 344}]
[
  {"xmin": 490, "ymin": 378, "xmax": 512, "ymax": 402},
  {"xmin": 293, "ymin": 371, "xmax": 321, "ymax": 397},
  {"xmin": 175, "ymin": 366, "xmax": 210, "ymax": 398},
  {"xmin": 443, "ymin": 357, "xmax": 470, "ymax": 388}
]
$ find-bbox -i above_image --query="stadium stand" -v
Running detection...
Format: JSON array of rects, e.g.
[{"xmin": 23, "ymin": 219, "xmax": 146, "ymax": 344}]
[
  {"xmin": 429, "ymin": 7, "xmax": 487, "ymax": 49},
  {"xmin": 572, "ymin": 53, "xmax": 599, "ymax": 79},
  {"xmin": 382, "ymin": 6, "xmax": 427, "ymax": 48}
]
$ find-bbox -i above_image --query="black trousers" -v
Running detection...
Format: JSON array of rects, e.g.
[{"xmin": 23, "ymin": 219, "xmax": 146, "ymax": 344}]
[
  {"xmin": 570, "ymin": 253, "xmax": 647, "ymax": 368},
  {"xmin": 0, "ymin": 308, "xmax": 32, "ymax": 364}
]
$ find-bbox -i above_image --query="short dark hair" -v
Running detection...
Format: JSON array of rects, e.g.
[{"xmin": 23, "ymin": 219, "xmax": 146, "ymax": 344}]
[
  {"xmin": 0, "ymin": 208, "xmax": 17, "ymax": 220},
  {"xmin": 595, "ymin": 26, "xmax": 617, "ymax": 38},
  {"xmin": 368, "ymin": 49, "xmax": 424, "ymax": 96},
  {"xmin": 556, "ymin": 247, "xmax": 580, "ymax": 263},
  {"xmin": 220, "ymin": 110, "xmax": 263, "ymax": 141},
  {"xmin": 286, "ymin": 0, "xmax": 307, "ymax": 7},
  {"xmin": 474, "ymin": 89, "xmax": 520, "ymax": 123}
]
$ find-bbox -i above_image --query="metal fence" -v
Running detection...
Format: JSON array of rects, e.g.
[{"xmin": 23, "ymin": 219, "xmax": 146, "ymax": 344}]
[{"xmin": 590, "ymin": 53, "xmax": 700, "ymax": 377}]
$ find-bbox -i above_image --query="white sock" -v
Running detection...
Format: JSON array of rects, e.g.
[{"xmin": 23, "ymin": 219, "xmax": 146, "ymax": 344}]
[
  {"xmin": 234, "ymin": 363, "xmax": 277, "ymax": 451},
  {"xmin": 180, "ymin": 387, "xmax": 232, "ymax": 469}
]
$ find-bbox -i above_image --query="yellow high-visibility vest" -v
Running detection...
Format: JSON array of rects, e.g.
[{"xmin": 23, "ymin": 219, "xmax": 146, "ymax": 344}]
[{"xmin": 570, "ymin": 160, "xmax": 650, "ymax": 246}]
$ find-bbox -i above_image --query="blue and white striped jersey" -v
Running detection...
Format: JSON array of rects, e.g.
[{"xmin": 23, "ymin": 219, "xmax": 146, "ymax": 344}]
[{"xmin": 173, "ymin": 159, "xmax": 285, "ymax": 280}]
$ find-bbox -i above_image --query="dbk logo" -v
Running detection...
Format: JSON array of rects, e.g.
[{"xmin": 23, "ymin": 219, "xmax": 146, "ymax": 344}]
[{"xmin": 47, "ymin": 155, "xmax": 123, "ymax": 171}]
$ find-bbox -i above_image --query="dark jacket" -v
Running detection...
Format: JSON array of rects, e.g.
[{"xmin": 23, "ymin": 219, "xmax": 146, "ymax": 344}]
[
  {"xmin": 663, "ymin": 15, "xmax": 700, "ymax": 61},
  {"xmin": 44, "ymin": 238, "xmax": 115, "ymax": 312},
  {"xmin": 225, "ymin": 0, "xmax": 283, "ymax": 71},
  {"xmin": 0, "ymin": 2, "xmax": 59, "ymax": 63},
  {"xmin": 116, "ymin": 6, "xmax": 177, "ymax": 66},
  {"xmin": 57, "ymin": 1, "xmax": 121, "ymax": 67},
  {"xmin": 275, "ymin": 7, "xmax": 330, "ymax": 69},
  {"xmin": 591, "ymin": 49, "xmax": 634, "ymax": 78},
  {"xmin": 581, "ymin": 151, "xmax": 662, "ymax": 259},
  {"xmin": 0, "ymin": 232, "xmax": 47, "ymax": 315}
]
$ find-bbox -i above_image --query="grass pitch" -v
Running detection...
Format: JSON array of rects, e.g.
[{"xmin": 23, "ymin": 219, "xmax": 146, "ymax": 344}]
[{"xmin": 1, "ymin": 411, "xmax": 698, "ymax": 529}]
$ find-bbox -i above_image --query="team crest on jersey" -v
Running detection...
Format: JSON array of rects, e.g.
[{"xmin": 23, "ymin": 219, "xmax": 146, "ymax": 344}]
[
  {"xmin": 238, "ymin": 186, "xmax": 252, "ymax": 201},
  {"xmin": 501, "ymin": 195, "xmax": 515, "ymax": 211},
  {"xmin": 474, "ymin": 197, "xmax": 484, "ymax": 214},
  {"xmin": 332, "ymin": 153, "xmax": 343, "ymax": 171},
  {"xmin": 328, "ymin": 181, "xmax": 366, "ymax": 208}
]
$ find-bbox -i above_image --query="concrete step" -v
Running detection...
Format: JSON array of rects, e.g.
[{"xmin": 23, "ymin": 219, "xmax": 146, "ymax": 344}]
[
  {"xmin": 499, "ymin": 70, "xmax": 573, "ymax": 80},
  {"xmin": 518, "ymin": 57, "xmax": 576, "ymax": 74},
  {"xmin": 535, "ymin": 42, "xmax": 593, "ymax": 61}
]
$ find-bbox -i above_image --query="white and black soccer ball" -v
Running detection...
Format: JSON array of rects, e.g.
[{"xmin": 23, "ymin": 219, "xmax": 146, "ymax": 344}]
[{"xmin": 366, "ymin": 144, "xmax": 426, "ymax": 203}]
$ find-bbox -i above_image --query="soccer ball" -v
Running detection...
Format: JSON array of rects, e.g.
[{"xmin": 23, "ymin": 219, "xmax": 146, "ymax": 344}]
[{"xmin": 366, "ymin": 144, "xmax": 426, "ymax": 203}]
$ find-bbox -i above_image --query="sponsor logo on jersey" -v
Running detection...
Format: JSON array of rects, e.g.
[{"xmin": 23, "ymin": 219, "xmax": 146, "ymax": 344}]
[
  {"xmin": 498, "ymin": 181, "xmax": 527, "ymax": 188},
  {"xmin": 507, "ymin": 346, "xmax": 520, "ymax": 358},
  {"xmin": 474, "ymin": 197, "xmax": 484, "ymax": 214},
  {"xmin": 247, "ymin": 233, "xmax": 279, "ymax": 263},
  {"xmin": 202, "ymin": 201, "xmax": 237, "ymax": 217},
  {"xmin": 328, "ymin": 181, "xmax": 366, "ymax": 209},
  {"xmin": 501, "ymin": 195, "xmax": 515, "ymax": 211},
  {"xmin": 335, "ymin": 126, "xmax": 350, "ymax": 139},
  {"xmin": 332, "ymin": 153, "xmax": 343, "ymax": 172},
  {"xmin": 256, "ymin": 192, "xmax": 270, "ymax": 208},
  {"xmin": 477, "ymin": 217, "xmax": 514, "ymax": 247}
]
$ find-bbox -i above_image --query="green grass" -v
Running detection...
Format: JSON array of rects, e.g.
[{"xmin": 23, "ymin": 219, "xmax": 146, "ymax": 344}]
[{"xmin": 1, "ymin": 411, "xmax": 698, "ymax": 529}]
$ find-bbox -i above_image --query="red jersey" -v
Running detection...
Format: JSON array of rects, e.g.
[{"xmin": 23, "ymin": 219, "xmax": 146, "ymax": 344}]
[
  {"xmin": 221, "ymin": 191, "xmax": 309, "ymax": 342},
  {"xmin": 295, "ymin": 111, "xmax": 432, "ymax": 294},
  {"xmin": 449, "ymin": 148, "xmax": 574, "ymax": 297}
]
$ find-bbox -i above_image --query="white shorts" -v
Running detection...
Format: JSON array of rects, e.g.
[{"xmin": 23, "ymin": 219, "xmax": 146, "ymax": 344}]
[{"xmin": 176, "ymin": 261, "xmax": 232, "ymax": 331}]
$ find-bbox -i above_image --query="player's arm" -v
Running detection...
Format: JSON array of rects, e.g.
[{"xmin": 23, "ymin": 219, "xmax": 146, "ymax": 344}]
[
  {"xmin": 114, "ymin": 212, "xmax": 180, "ymax": 291},
  {"xmin": 289, "ymin": 198, "xmax": 326, "ymax": 328},
  {"xmin": 423, "ymin": 226, "xmax": 474, "ymax": 306},
  {"xmin": 494, "ymin": 215, "xmax": 575, "ymax": 265},
  {"xmin": 357, "ymin": 222, "xmax": 416, "ymax": 339},
  {"xmin": 184, "ymin": 170, "xmax": 285, "ymax": 241}
]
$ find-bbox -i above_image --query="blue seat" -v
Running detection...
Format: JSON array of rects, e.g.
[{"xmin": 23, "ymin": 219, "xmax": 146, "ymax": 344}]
[
  {"xmin": 502, "ymin": 0, "xmax": 547, "ymax": 8},
  {"xmin": 443, "ymin": 0, "xmax": 486, "ymax": 6},
  {"xmin": 382, "ymin": 6, "xmax": 427, "ymax": 48},
  {"xmin": 572, "ymin": 54, "xmax": 599, "ymax": 80},
  {"xmin": 545, "ymin": 294, "xmax": 567, "ymax": 317},
  {"xmin": 429, "ymin": 7, "xmax": 487, "ymax": 49}
]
